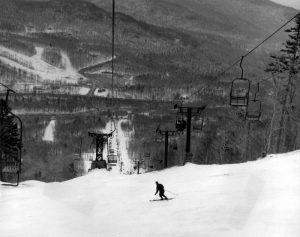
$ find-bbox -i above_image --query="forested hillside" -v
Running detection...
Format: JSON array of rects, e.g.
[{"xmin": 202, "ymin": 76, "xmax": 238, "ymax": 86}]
[{"xmin": 0, "ymin": 0, "xmax": 299, "ymax": 182}]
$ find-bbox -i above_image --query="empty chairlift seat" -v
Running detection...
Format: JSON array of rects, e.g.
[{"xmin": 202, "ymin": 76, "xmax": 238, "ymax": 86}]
[
  {"xmin": 230, "ymin": 78, "xmax": 251, "ymax": 107},
  {"xmin": 192, "ymin": 117, "xmax": 204, "ymax": 133},
  {"xmin": 175, "ymin": 117, "xmax": 187, "ymax": 132},
  {"xmin": 1, "ymin": 158, "xmax": 21, "ymax": 184},
  {"xmin": 246, "ymin": 100, "xmax": 262, "ymax": 121},
  {"xmin": 107, "ymin": 155, "xmax": 118, "ymax": 165},
  {"xmin": 154, "ymin": 134, "xmax": 164, "ymax": 143}
]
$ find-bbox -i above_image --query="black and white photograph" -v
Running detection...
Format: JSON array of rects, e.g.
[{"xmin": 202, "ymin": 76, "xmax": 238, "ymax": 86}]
[{"xmin": 1, "ymin": 0, "xmax": 300, "ymax": 236}]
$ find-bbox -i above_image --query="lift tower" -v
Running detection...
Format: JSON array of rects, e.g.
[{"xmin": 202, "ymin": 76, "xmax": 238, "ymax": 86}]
[
  {"xmin": 88, "ymin": 132, "xmax": 113, "ymax": 169},
  {"xmin": 174, "ymin": 104, "xmax": 206, "ymax": 164},
  {"xmin": 156, "ymin": 126, "xmax": 180, "ymax": 168}
]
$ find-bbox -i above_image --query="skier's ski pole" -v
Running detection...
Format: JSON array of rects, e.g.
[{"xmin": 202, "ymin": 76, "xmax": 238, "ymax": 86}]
[{"xmin": 165, "ymin": 189, "xmax": 179, "ymax": 196}]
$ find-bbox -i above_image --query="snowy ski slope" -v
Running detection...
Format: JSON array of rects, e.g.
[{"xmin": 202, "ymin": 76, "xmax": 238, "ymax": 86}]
[
  {"xmin": 1, "ymin": 151, "xmax": 300, "ymax": 237},
  {"xmin": 0, "ymin": 45, "xmax": 84, "ymax": 83}
]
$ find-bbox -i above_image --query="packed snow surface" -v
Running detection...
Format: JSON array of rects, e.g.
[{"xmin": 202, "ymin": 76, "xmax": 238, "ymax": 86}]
[
  {"xmin": 42, "ymin": 120, "xmax": 56, "ymax": 142},
  {"xmin": 0, "ymin": 46, "xmax": 84, "ymax": 83},
  {"xmin": 270, "ymin": 0, "xmax": 300, "ymax": 9},
  {"xmin": 78, "ymin": 87, "xmax": 90, "ymax": 95},
  {"xmin": 1, "ymin": 151, "xmax": 300, "ymax": 237}
]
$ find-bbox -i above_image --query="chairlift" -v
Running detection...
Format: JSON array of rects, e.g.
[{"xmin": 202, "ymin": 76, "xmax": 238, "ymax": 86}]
[
  {"xmin": 107, "ymin": 122, "xmax": 118, "ymax": 165},
  {"xmin": 107, "ymin": 154, "xmax": 118, "ymax": 165},
  {"xmin": 245, "ymin": 83, "xmax": 262, "ymax": 121},
  {"xmin": 229, "ymin": 56, "xmax": 251, "ymax": 107},
  {"xmin": 154, "ymin": 134, "xmax": 164, "ymax": 143},
  {"xmin": 230, "ymin": 78, "xmax": 251, "ymax": 107},
  {"xmin": 106, "ymin": 97, "xmax": 115, "ymax": 108},
  {"xmin": 192, "ymin": 116, "xmax": 204, "ymax": 133},
  {"xmin": 0, "ymin": 83, "xmax": 16, "ymax": 104},
  {"xmin": 170, "ymin": 139, "xmax": 178, "ymax": 150},
  {"xmin": 109, "ymin": 149, "xmax": 115, "ymax": 154},
  {"xmin": 1, "ymin": 148, "xmax": 21, "ymax": 185},
  {"xmin": 245, "ymin": 99, "xmax": 262, "ymax": 121},
  {"xmin": 193, "ymin": 124, "xmax": 202, "ymax": 133},
  {"xmin": 175, "ymin": 113, "xmax": 186, "ymax": 132}
]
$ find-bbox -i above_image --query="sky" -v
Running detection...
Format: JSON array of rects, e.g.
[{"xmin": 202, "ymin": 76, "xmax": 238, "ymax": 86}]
[{"xmin": 270, "ymin": 0, "xmax": 300, "ymax": 9}]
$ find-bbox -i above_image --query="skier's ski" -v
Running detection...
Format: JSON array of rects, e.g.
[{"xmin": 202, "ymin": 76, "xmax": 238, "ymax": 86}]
[{"xmin": 149, "ymin": 198, "xmax": 174, "ymax": 202}]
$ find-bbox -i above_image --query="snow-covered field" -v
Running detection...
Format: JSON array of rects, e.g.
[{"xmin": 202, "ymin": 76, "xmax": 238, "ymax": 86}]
[
  {"xmin": 0, "ymin": 45, "xmax": 85, "ymax": 83},
  {"xmin": 78, "ymin": 87, "xmax": 90, "ymax": 95},
  {"xmin": 42, "ymin": 120, "xmax": 56, "ymax": 142},
  {"xmin": 100, "ymin": 118, "xmax": 135, "ymax": 173},
  {"xmin": 94, "ymin": 87, "xmax": 109, "ymax": 97},
  {"xmin": 270, "ymin": 0, "xmax": 300, "ymax": 9},
  {"xmin": 1, "ymin": 151, "xmax": 300, "ymax": 237},
  {"xmin": 76, "ymin": 118, "xmax": 135, "ymax": 175}
]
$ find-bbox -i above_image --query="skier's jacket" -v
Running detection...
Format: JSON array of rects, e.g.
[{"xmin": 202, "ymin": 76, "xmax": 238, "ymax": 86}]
[{"xmin": 155, "ymin": 183, "xmax": 164, "ymax": 194}]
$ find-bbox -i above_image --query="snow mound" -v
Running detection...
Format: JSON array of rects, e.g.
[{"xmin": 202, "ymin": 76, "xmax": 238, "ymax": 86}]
[{"xmin": 1, "ymin": 151, "xmax": 300, "ymax": 237}]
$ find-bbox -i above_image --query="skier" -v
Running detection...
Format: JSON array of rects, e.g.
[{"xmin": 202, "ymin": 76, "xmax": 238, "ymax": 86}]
[{"xmin": 155, "ymin": 181, "xmax": 168, "ymax": 200}]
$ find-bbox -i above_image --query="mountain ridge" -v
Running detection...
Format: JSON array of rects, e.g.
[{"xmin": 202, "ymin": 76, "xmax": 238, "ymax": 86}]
[{"xmin": 0, "ymin": 0, "xmax": 298, "ymax": 101}]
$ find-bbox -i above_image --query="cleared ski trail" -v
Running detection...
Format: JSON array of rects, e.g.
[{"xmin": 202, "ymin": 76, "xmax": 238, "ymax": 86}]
[
  {"xmin": 1, "ymin": 151, "xmax": 300, "ymax": 237},
  {"xmin": 0, "ymin": 45, "xmax": 85, "ymax": 83}
]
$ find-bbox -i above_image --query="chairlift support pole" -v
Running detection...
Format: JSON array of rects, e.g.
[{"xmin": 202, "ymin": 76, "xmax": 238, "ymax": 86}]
[
  {"xmin": 156, "ymin": 128, "xmax": 179, "ymax": 168},
  {"xmin": 186, "ymin": 108, "xmax": 192, "ymax": 154},
  {"xmin": 245, "ymin": 121, "xmax": 252, "ymax": 161},
  {"xmin": 240, "ymin": 56, "xmax": 245, "ymax": 79},
  {"xmin": 88, "ymin": 132, "xmax": 112, "ymax": 161},
  {"xmin": 111, "ymin": 0, "xmax": 115, "ymax": 99},
  {"xmin": 96, "ymin": 136, "xmax": 104, "ymax": 161},
  {"xmin": 164, "ymin": 131, "xmax": 169, "ymax": 168},
  {"xmin": 174, "ymin": 104, "xmax": 206, "ymax": 164},
  {"xmin": 0, "ymin": 83, "xmax": 16, "ymax": 104}
]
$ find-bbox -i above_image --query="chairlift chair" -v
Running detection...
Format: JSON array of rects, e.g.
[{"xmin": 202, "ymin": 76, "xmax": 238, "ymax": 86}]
[
  {"xmin": 230, "ymin": 78, "xmax": 251, "ymax": 107},
  {"xmin": 192, "ymin": 116, "xmax": 204, "ymax": 133},
  {"xmin": 170, "ymin": 139, "xmax": 178, "ymax": 150},
  {"xmin": 1, "ymin": 149, "xmax": 21, "ymax": 185},
  {"xmin": 175, "ymin": 113, "xmax": 187, "ymax": 132},
  {"xmin": 154, "ymin": 134, "xmax": 164, "ymax": 143},
  {"xmin": 109, "ymin": 149, "xmax": 115, "ymax": 154},
  {"xmin": 245, "ymin": 99, "xmax": 262, "ymax": 121},
  {"xmin": 107, "ymin": 154, "xmax": 118, "ymax": 165},
  {"xmin": 193, "ymin": 124, "xmax": 202, "ymax": 133},
  {"xmin": 245, "ymin": 82, "xmax": 261, "ymax": 121}
]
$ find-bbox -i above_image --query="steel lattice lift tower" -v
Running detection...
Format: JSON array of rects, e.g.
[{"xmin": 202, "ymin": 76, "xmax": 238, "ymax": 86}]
[{"xmin": 88, "ymin": 132, "xmax": 113, "ymax": 170}]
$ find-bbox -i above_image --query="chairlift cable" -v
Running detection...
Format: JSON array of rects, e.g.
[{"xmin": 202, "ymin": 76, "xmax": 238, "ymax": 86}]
[
  {"xmin": 108, "ymin": 0, "xmax": 116, "ymax": 139},
  {"xmin": 220, "ymin": 12, "xmax": 300, "ymax": 78},
  {"xmin": 188, "ymin": 12, "xmax": 300, "ymax": 99},
  {"xmin": 111, "ymin": 0, "xmax": 115, "ymax": 100}
]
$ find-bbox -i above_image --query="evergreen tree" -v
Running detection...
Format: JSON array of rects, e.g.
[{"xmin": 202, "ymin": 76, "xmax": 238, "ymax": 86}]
[
  {"xmin": 0, "ymin": 99, "xmax": 21, "ymax": 181},
  {"xmin": 266, "ymin": 14, "xmax": 300, "ymax": 153}
]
